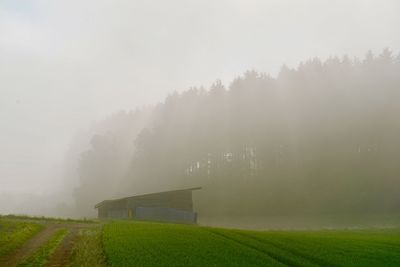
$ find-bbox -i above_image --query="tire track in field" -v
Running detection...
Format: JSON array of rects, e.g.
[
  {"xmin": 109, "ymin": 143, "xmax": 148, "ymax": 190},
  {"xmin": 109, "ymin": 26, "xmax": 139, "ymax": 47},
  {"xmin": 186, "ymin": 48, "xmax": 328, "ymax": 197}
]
[
  {"xmin": 207, "ymin": 229, "xmax": 334, "ymax": 267},
  {"xmin": 233, "ymin": 232, "xmax": 335, "ymax": 267},
  {"xmin": 206, "ymin": 229, "xmax": 290, "ymax": 267}
]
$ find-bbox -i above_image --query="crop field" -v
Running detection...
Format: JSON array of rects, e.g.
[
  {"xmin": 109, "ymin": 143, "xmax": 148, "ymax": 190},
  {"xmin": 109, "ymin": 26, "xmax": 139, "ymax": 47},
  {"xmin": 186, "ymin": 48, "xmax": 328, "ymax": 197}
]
[
  {"xmin": 1, "ymin": 216, "xmax": 400, "ymax": 266},
  {"xmin": 210, "ymin": 227, "xmax": 400, "ymax": 267},
  {"xmin": 103, "ymin": 221, "xmax": 279, "ymax": 266},
  {"xmin": 103, "ymin": 221, "xmax": 400, "ymax": 267}
]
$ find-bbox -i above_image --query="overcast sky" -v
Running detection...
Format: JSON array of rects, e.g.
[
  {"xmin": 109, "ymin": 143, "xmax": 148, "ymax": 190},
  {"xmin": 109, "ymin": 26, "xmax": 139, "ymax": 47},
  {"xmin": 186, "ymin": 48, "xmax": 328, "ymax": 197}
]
[{"xmin": 1, "ymin": 0, "xmax": 399, "ymax": 198}]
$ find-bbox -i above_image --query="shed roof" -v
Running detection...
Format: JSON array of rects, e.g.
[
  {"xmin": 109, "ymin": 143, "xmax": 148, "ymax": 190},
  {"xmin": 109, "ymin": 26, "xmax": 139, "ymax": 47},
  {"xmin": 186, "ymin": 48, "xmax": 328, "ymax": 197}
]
[{"xmin": 94, "ymin": 187, "xmax": 201, "ymax": 208}]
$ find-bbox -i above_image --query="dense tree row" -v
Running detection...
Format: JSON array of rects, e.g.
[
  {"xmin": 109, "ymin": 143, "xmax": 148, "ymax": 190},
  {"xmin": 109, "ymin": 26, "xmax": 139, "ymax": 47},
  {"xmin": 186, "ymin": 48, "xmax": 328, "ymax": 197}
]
[{"xmin": 72, "ymin": 50, "xmax": 400, "ymax": 219}]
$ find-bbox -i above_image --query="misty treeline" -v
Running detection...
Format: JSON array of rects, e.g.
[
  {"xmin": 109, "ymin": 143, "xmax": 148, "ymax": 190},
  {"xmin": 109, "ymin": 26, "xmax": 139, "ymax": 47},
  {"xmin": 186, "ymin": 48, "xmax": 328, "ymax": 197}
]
[{"xmin": 70, "ymin": 49, "xmax": 400, "ymax": 218}]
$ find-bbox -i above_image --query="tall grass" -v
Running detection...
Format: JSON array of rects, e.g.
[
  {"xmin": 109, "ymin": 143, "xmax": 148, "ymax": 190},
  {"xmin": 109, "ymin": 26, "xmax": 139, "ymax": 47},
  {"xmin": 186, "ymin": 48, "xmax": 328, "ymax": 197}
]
[{"xmin": 68, "ymin": 227, "xmax": 108, "ymax": 267}]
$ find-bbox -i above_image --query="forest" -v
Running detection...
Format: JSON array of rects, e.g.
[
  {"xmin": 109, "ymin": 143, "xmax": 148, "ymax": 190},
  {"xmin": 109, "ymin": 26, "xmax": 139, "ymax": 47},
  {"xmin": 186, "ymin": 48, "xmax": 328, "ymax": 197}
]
[{"xmin": 71, "ymin": 50, "xmax": 400, "ymax": 222}]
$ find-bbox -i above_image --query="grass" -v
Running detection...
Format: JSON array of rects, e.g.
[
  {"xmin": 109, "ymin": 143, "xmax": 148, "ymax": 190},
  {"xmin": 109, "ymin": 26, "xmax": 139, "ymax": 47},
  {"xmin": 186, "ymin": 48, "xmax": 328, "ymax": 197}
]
[
  {"xmin": 0, "ymin": 214, "xmax": 95, "ymax": 224},
  {"xmin": 103, "ymin": 221, "xmax": 400, "ymax": 267},
  {"xmin": 68, "ymin": 227, "xmax": 108, "ymax": 267},
  {"xmin": 17, "ymin": 228, "xmax": 68, "ymax": 267},
  {"xmin": 2, "ymin": 217, "xmax": 399, "ymax": 266},
  {"xmin": 0, "ymin": 219, "xmax": 43, "ymax": 260}
]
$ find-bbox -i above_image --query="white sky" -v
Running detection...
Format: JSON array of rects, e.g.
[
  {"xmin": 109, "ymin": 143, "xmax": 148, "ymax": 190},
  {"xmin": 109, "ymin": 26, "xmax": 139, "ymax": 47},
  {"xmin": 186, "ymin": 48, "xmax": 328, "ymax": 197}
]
[{"xmin": 0, "ymin": 0, "xmax": 399, "ymax": 197}]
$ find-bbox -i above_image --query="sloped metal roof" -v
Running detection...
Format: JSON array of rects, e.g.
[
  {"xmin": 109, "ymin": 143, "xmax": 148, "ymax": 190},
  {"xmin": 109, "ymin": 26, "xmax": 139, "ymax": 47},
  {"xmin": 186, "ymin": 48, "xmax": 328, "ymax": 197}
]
[{"xmin": 94, "ymin": 187, "xmax": 201, "ymax": 208}]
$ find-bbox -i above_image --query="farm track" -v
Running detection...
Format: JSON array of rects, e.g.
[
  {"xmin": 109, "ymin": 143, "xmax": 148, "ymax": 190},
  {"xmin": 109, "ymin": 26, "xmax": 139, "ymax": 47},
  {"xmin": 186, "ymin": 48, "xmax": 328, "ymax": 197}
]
[
  {"xmin": 45, "ymin": 224, "xmax": 95, "ymax": 267},
  {"xmin": 1, "ymin": 223, "xmax": 96, "ymax": 267},
  {"xmin": 1, "ymin": 224, "xmax": 58, "ymax": 267}
]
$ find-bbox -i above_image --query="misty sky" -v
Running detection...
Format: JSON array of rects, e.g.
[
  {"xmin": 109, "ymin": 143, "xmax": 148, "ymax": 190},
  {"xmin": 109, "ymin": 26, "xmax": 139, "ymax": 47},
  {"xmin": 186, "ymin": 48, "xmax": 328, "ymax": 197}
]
[{"xmin": 1, "ymin": 0, "xmax": 399, "ymax": 197}]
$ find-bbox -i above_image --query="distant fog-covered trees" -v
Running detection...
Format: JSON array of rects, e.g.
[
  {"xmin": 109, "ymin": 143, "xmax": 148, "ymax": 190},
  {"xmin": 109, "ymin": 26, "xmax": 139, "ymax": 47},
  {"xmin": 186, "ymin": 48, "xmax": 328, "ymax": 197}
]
[{"xmin": 71, "ymin": 50, "xmax": 400, "ymax": 218}]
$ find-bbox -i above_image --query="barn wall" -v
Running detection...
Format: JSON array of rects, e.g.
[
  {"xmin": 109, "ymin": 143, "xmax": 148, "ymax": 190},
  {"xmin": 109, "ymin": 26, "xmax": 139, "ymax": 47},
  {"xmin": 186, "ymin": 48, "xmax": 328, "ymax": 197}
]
[
  {"xmin": 135, "ymin": 207, "xmax": 197, "ymax": 224},
  {"xmin": 107, "ymin": 209, "xmax": 128, "ymax": 219},
  {"xmin": 126, "ymin": 191, "xmax": 193, "ymax": 211},
  {"xmin": 99, "ymin": 199, "xmax": 128, "ymax": 219},
  {"xmin": 98, "ymin": 206, "xmax": 108, "ymax": 218}
]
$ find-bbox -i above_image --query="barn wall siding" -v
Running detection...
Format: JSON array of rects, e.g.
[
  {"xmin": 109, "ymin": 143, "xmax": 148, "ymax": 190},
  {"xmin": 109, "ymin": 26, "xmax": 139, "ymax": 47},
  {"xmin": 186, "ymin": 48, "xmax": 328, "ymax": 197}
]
[
  {"xmin": 126, "ymin": 191, "xmax": 193, "ymax": 211},
  {"xmin": 135, "ymin": 207, "xmax": 197, "ymax": 224},
  {"xmin": 107, "ymin": 209, "xmax": 128, "ymax": 219}
]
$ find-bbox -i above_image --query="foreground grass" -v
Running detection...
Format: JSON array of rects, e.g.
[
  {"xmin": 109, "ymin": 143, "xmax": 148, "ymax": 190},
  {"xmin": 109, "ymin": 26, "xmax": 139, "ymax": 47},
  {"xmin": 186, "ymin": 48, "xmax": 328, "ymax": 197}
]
[
  {"xmin": 0, "ymin": 219, "xmax": 43, "ymax": 260},
  {"xmin": 103, "ymin": 221, "xmax": 400, "ymax": 267},
  {"xmin": 17, "ymin": 228, "xmax": 68, "ymax": 267},
  {"xmin": 68, "ymin": 227, "xmax": 108, "ymax": 267}
]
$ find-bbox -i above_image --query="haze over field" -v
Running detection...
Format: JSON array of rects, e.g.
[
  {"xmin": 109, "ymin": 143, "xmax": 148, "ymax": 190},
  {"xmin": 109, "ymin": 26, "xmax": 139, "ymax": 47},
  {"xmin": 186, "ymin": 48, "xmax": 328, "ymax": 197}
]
[{"xmin": 1, "ymin": 0, "xmax": 400, "ymax": 226}]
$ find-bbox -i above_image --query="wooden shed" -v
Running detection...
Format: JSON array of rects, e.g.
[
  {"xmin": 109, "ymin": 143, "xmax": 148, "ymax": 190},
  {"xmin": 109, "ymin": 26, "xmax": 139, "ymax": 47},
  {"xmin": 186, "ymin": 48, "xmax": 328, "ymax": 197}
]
[{"xmin": 94, "ymin": 187, "xmax": 201, "ymax": 224}]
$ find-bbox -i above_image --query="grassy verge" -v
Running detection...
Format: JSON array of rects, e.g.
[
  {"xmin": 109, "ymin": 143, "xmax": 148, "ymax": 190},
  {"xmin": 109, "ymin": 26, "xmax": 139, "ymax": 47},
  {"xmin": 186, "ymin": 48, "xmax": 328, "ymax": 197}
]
[
  {"xmin": 0, "ymin": 214, "xmax": 95, "ymax": 224},
  {"xmin": 17, "ymin": 228, "xmax": 68, "ymax": 267},
  {"xmin": 68, "ymin": 227, "xmax": 108, "ymax": 267},
  {"xmin": 0, "ymin": 219, "xmax": 43, "ymax": 260}
]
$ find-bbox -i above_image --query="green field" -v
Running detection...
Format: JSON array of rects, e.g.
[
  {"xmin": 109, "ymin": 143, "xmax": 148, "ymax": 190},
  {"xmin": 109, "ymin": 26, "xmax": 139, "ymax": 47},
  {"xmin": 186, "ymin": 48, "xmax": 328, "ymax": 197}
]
[
  {"xmin": 1, "ymin": 216, "xmax": 400, "ymax": 266},
  {"xmin": 103, "ymin": 221, "xmax": 400, "ymax": 267}
]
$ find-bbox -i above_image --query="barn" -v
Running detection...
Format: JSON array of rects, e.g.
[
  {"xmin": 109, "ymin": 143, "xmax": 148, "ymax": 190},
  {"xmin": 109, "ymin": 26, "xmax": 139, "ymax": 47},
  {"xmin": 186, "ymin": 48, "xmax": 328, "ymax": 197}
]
[{"xmin": 94, "ymin": 187, "xmax": 201, "ymax": 224}]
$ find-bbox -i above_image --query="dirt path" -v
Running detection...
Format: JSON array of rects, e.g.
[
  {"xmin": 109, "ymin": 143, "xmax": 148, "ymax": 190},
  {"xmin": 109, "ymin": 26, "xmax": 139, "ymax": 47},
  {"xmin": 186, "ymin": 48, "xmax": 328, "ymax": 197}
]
[
  {"xmin": 1, "ymin": 223, "xmax": 96, "ymax": 267},
  {"xmin": 45, "ymin": 224, "xmax": 94, "ymax": 267},
  {"xmin": 1, "ymin": 224, "xmax": 59, "ymax": 267}
]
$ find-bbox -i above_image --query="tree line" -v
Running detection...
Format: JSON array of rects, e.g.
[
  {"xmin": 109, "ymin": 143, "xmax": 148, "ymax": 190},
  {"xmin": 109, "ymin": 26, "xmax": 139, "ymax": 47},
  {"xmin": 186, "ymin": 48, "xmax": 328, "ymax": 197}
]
[{"xmin": 71, "ymin": 49, "xmax": 400, "ymax": 219}]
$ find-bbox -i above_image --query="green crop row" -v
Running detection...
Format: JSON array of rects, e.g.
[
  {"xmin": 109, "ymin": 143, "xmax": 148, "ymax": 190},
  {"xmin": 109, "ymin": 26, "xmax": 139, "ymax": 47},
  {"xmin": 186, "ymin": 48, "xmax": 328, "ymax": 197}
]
[
  {"xmin": 103, "ymin": 221, "xmax": 400, "ymax": 267},
  {"xmin": 230, "ymin": 228, "xmax": 400, "ymax": 267},
  {"xmin": 103, "ymin": 221, "xmax": 283, "ymax": 266}
]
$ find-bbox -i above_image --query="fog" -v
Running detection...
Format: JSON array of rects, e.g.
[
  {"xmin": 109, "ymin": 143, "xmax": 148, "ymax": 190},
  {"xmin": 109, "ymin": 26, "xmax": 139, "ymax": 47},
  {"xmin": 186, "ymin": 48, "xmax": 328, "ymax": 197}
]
[{"xmin": 1, "ymin": 0, "xmax": 400, "ymax": 227}]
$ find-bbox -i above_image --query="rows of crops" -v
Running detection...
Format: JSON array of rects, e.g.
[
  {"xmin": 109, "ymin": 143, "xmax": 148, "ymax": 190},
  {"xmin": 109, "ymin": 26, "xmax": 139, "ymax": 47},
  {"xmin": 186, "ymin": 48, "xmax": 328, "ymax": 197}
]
[
  {"xmin": 0, "ymin": 219, "xmax": 43, "ymax": 260},
  {"xmin": 103, "ymin": 221, "xmax": 400, "ymax": 267},
  {"xmin": 103, "ymin": 221, "xmax": 283, "ymax": 266},
  {"xmin": 210, "ymin": 227, "xmax": 400, "ymax": 267}
]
